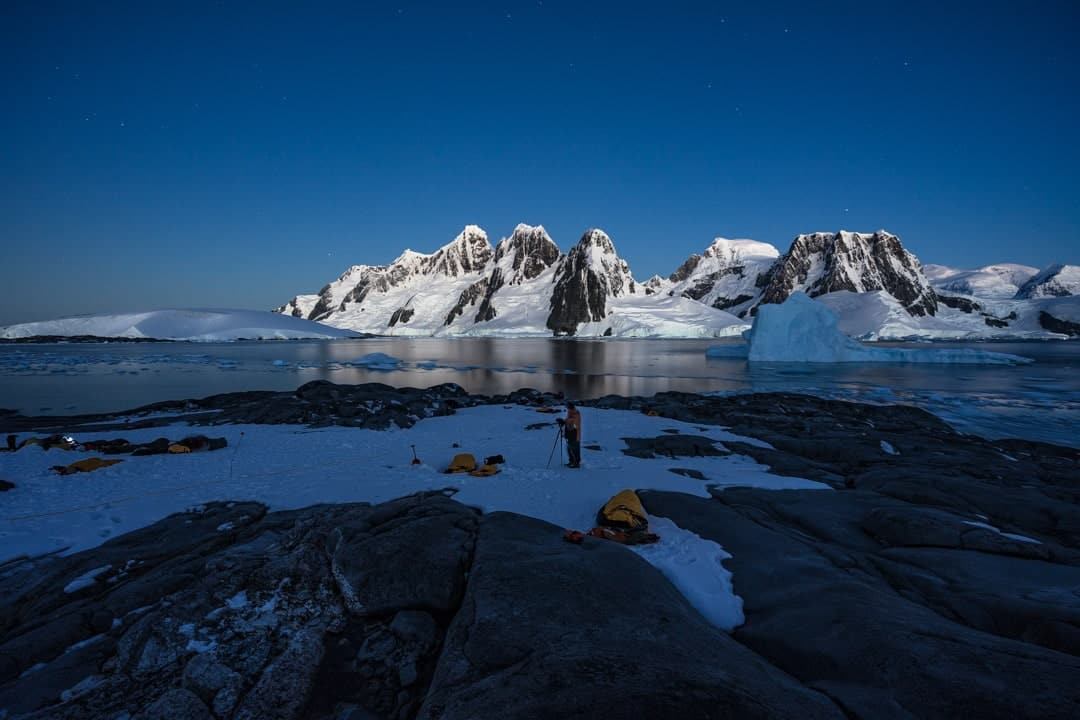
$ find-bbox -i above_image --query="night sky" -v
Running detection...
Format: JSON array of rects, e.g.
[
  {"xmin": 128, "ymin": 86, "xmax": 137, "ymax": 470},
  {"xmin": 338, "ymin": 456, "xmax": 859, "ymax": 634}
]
[{"xmin": 3, "ymin": 1, "xmax": 1078, "ymax": 325}]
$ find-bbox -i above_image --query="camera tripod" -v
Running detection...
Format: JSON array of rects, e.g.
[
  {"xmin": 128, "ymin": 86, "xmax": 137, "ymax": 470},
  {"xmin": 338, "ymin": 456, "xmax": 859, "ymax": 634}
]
[{"xmin": 546, "ymin": 422, "xmax": 565, "ymax": 468}]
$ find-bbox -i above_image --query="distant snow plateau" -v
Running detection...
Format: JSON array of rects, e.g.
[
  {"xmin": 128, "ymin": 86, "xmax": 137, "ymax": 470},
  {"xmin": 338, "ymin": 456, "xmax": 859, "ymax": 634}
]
[{"xmin": 0, "ymin": 309, "xmax": 361, "ymax": 341}]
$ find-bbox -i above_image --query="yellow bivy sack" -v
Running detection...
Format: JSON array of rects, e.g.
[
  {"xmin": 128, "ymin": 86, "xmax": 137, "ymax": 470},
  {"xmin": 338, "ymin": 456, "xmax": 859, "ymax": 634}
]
[
  {"xmin": 445, "ymin": 453, "xmax": 476, "ymax": 473},
  {"xmin": 596, "ymin": 489, "xmax": 649, "ymax": 531}
]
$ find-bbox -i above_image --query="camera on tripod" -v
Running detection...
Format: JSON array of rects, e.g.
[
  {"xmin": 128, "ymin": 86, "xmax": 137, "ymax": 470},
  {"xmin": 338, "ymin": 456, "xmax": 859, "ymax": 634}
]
[{"xmin": 556, "ymin": 417, "xmax": 566, "ymax": 426}]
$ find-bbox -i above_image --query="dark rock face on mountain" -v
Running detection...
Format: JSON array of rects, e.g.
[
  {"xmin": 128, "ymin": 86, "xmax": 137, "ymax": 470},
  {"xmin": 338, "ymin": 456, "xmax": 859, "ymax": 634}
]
[
  {"xmin": 546, "ymin": 229, "xmax": 635, "ymax": 335},
  {"xmin": 1039, "ymin": 311, "xmax": 1080, "ymax": 336},
  {"xmin": 424, "ymin": 226, "xmax": 493, "ymax": 278},
  {"xmin": 935, "ymin": 292, "xmax": 982, "ymax": 313},
  {"xmin": 443, "ymin": 278, "xmax": 488, "ymax": 325},
  {"xmin": 755, "ymin": 231, "xmax": 938, "ymax": 317},
  {"xmin": 447, "ymin": 225, "xmax": 561, "ymax": 325},
  {"xmin": 668, "ymin": 253, "xmax": 701, "ymax": 283},
  {"xmin": 492, "ymin": 224, "xmax": 561, "ymax": 284}
]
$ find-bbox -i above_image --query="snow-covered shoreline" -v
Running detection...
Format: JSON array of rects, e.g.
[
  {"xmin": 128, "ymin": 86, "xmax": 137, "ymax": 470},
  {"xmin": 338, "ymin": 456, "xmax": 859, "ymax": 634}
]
[{"xmin": 1, "ymin": 404, "xmax": 816, "ymax": 631}]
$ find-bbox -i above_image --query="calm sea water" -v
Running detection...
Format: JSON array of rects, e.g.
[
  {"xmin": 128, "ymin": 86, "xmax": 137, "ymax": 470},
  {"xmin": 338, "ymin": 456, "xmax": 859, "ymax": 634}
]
[{"xmin": 1, "ymin": 338, "xmax": 1077, "ymax": 448}]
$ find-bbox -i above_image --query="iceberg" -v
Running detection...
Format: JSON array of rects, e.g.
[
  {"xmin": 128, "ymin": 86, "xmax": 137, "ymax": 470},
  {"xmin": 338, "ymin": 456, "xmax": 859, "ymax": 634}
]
[{"xmin": 717, "ymin": 293, "xmax": 1032, "ymax": 364}]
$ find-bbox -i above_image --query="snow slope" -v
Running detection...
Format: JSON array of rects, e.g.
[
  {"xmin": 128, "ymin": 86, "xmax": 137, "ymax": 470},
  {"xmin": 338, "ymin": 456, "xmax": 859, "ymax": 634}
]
[
  {"xmin": 0, "ymin": 309, "xmax": 359, "ymax": 341},
  {"xmin": 575, "ymin": 293, "xmax": 749, "ymax": 339},
  {"xmin": 663, "ymin": 238, "xmax": 780, "ymax": 316},
  {"xmin": 741, "ymin": 293, "xmax": 1032, "ymax": 363},
  {"xmin": 0, "ymin": 405, "xmax": 832, "ymax": 630},
  {"xmin": 924, "ymin": 263, "xmax": 1039, "ymax": 299},
  {"xmin": 1015, "ymin": 264, "xmax": 1080, "ymax": 299},
  {"xmin": 817, "ymin": 291, "xmax": 1080, "ymax": 341}
]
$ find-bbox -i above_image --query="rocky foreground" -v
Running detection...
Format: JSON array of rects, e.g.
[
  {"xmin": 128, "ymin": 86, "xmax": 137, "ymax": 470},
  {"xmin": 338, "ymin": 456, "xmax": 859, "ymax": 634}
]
[{"xmin": 2, "ymin": 383, "xmax": 1079, "ymax": 719}]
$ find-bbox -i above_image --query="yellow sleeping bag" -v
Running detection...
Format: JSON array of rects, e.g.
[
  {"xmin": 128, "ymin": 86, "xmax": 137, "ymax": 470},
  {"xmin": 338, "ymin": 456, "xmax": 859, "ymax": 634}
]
[
  {"xmin": 446, "ymin": 453, "xmax": 477, "ymax": 473},
  {"xmin": 596, "ymin": 489, "xmax": 649, "ymax": 531}
]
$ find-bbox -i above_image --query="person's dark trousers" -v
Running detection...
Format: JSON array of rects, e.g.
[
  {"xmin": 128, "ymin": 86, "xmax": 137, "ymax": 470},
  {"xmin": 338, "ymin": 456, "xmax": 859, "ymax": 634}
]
[{"xmin": 566, "ymin": 429, "xmax": 581, "ymax": 467}]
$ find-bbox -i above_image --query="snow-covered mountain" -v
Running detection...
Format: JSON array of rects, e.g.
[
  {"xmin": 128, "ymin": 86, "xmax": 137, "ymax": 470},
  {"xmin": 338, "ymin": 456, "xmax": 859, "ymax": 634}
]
[
  {"xmin": 753, "ymin": 230, "xmax": 938, "ymax": 317},
  {"xmin": 924, "ymin": 263, "xmax": 1039, "ymax": 300},
  {"xmin": 444, "ymin": 224, "xmax": 561, "ymax": 328},
  {"xmin": 1015, "ymin": 264, "xmax": 1080, "ymax": 299},
  {"xmin": 0, "ymin": 309, "xmax": 359, "ymax": 341},
  {"xmin": 661, "ymin": 238, "xmax": 780, "ymax": 317},
  {"xmin": 275, "ymin": 224, "xmax": 1077, "ymax": 340},
  {"xmin": 277, "ymin": 224, "xmax": 748, "ymax": 338},
  {"xmin": 546, "ymin": 229, "xmax": 637, "ymax": 335}
]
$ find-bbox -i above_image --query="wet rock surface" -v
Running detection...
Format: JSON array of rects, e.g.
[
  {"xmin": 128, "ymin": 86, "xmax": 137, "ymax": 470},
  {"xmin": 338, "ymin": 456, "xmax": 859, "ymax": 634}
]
[{"xmin": 2, "ymin": 384, "xmax": 1079, "ymax": 718}]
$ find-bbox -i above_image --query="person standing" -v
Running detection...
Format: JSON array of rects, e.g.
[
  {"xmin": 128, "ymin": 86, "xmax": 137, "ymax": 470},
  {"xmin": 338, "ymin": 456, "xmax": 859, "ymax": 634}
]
[{"xmin": 564, "ymin": 402, "xmax": 582, "ymax": 468}]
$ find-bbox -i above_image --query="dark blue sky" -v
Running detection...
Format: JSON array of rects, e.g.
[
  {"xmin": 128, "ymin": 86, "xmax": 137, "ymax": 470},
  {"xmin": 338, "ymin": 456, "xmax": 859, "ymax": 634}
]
[{"xmin": 3, "ymin": 1, "xmax": 1078, "ymax": 324}]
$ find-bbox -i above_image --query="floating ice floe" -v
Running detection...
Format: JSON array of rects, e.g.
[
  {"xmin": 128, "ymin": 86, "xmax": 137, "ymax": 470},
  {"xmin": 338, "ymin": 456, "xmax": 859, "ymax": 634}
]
[{"xmin": 349, "ymin": 352, "xmax": 402, "ymax": 370}]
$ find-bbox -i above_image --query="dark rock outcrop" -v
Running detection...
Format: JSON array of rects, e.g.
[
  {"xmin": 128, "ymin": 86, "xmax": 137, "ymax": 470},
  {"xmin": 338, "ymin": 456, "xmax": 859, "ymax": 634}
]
[
  {"xmin": 641, "ymin": 489, "xmax": 1080, "ymax": 719},
  {"xmin": 418, "ymin": 512, "xmax": 843, "ymax": 720},
  {"xmin": 935, "ymin": 292, "xmax": 981, "ymax": 313},
  {"xmin": 387, "ymin": 306, "xmax": 415, "ymax": 328},
  {"xmin": 1039, "ymin": 311, "xmax": 1080, "ymax": 336}
]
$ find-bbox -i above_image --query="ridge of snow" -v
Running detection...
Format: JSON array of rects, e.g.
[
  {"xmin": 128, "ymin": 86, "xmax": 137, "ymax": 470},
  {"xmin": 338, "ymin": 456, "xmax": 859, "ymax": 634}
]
[
  {"xmin": 1015, "ymin": 264, "xmax": 1080, "ymax": 299},
  {"xmin": 0, "ymin": 309, "xmax": 359, "ymax": 341},
  {"xmin": 926, "ymin": 262, "xmax": 1039, "ymax": 299}
]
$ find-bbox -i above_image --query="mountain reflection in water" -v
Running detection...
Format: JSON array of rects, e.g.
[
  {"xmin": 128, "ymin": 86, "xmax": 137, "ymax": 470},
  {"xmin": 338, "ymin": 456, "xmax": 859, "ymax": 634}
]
[{"xmin": 1, "ymin": 338, "xmax": 1077, "ymax": 448}]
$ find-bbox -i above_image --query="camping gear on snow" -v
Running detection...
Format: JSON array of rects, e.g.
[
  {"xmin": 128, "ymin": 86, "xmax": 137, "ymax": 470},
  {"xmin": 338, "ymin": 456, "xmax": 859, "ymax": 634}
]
[
  {"xmin": 535, "ymin": 407, "xmax": 561, "ymax": 414},
  {"xmin": 587, "ymin": 526, "xmax": 659, "ymax": 545},
  {"xmin": 411, "ymin": 445, "xmax": 421, "ymax": 465},
  {"xmin": 131, "ymin": 438, "xmax": 171, "ymax": 456},
  {"xmin": 0, "ymin": 479, "xmax": 14, "ymax": 492},
  {"xmin": 18, "ymin": 435, "xmax": 77, "ymax": 451},
  {"xmin": 445, "ymin": 453, "xmax": 477, "ymax": 474},
  {"xmin": 52, "ymin": 457, "xmax": 124, "ymax": 476},
  {"xmin": 468, "ymin": 464, "xmax": 500, "ymax": 477},
  {"xmin": 562, "ymin": 490, "xmax": 661, "ymax": 547},
  {"xmin": 562, "ymin": 529, "xmax": 585, "ymax": 544},
  {"xmin": 174, "ymin": 435, "xmax": 227, "ymax": 452},
  {"xmin": 597, "ymin": 489, "xmax": 649, "ymax": 531},
  {"xmin": 5, "ymin": 435, "xmax": 16, "ymax": 452},
  {"xmin": 81, "ymin": 438, "xmax": 136, "ymax": 454},
  {"xmin": 484, "ymin": 454, "xmax": 505, "ymax": 465},
  {"xmin": 80, "ymin": 435, "xmax": 227, "ymax": 456}
]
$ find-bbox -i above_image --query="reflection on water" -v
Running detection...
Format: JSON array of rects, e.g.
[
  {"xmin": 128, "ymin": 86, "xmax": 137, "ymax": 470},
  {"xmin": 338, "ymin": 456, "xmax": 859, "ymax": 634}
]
[{"xmin": 1, "ymin": 338, "xmax": 1077, "ymax": 448}]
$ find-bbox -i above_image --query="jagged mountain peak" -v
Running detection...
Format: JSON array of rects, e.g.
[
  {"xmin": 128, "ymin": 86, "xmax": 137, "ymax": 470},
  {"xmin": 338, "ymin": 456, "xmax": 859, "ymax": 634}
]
[
  {"xmin": 423, "ymin": 225, "xmax": 494, "ymax": 277},
  {"xmin": 755, "ymin": 229, "xmax": 937, "ymax": 317},
  {"xmin": 578, "ymin": 228, "xmax": 617, "ymax": 253},
  {"xmin": 492, "ymin": 224, "xmax": 561, "ymax": 281},
  {"xmin": 509, "ymin": 222, "xmax": 548, "ymax": 237},
  {"xmin": 546, "ymin": 229, "xmax": 636, "ymax": 334}
]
